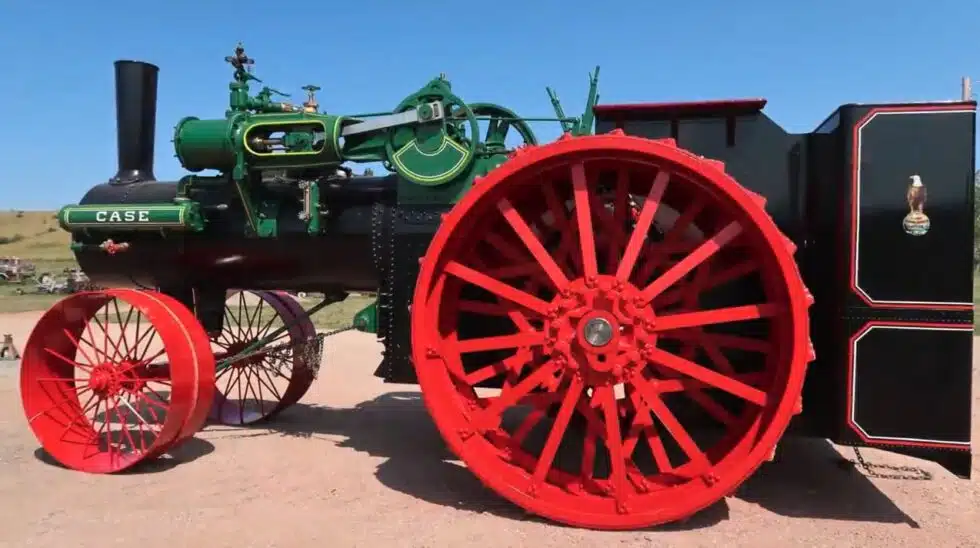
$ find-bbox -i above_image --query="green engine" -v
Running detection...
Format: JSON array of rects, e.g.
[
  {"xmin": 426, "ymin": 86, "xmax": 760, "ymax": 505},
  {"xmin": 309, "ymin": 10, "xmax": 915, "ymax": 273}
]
[
  {"xmin": 57, "ymin": 43, "xmax": 600, "ymax": 375},
  {"xmin": 60, "ymin": 43, "xmax": 598, "ymax": 241}
]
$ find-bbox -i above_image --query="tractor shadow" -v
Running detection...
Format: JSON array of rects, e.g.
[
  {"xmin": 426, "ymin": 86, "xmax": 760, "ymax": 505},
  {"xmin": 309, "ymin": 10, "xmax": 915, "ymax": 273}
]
[
  {"xmin": 257, "ymin": 391, "xmax": 918, "ymax": 530},
  {"xmin": 34, "ymin": 436, "xmax": 215, "ymax": 474},
  {"xmin": 32, "ymin": 389, "xmax": 216, "ymax": 474}
]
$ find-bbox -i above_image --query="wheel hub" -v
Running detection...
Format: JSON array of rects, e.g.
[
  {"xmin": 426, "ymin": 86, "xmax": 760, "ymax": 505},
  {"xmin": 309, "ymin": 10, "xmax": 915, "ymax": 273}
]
[
  {"xmin": 88, "ymin": 364, "xmax": 122, "ymax": 398},
  {"xmin": 582, "ymin": 317, "xmax": 614, "ymax": 347},
  {"xmin": 546, "ymin": 275, "xmax": 659, "ymax": 384}
]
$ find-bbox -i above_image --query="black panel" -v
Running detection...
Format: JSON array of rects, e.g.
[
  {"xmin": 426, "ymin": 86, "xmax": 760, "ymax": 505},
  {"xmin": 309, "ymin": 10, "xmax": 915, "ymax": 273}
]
[
  {"xmin": 851, "ymin": 109, "xmax": 975, "ymax": 306},
  {"xmin": 597, "ymin": 112, "xmax": 802, "ymax": 238},
  {"xmin": 372, "ymin": 204, "xmax": 447, "ymax": 383},
  {"xmin": 848, "ymin": 322, "xmax": 972, "ymax": 445},
  {"xmin": 599, "ymin": 101, "xmax": 977, "ymax": 474}
]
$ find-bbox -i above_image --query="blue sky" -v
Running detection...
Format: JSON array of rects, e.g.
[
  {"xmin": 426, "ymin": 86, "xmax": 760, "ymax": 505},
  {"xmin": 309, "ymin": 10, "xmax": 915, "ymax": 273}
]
[{"xmin": 1, "ymin": 0, "xmax": 976, "ymax": 210}]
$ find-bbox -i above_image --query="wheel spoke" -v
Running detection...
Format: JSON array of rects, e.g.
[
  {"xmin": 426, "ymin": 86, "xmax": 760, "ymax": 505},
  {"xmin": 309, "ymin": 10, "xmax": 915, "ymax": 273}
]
[
  {"xmin": 632, "ymin": 373, "xmax": 709, "ymax": 468},
  {"xmin": 474, "ymin": 362, "xmax": 560, "ymax": 429},
  {"xmin": 624, "ymin": 388, "xmax": 674, "ymax": 472},
  {"xmin": 531, "ymin": 375, "xmax": 584, "ymax": 486},
  {"xmin": 656, "ymin": 303, "xmax": 781, "ymax": 332},
  {"xmin": 644, "ymin": 347, "xmax": 768, "ymax": 406},
  {"xmin": 618, "ymin": 170, "xmax": 670, "ymax": 281},
  {"xmin": 598, "ymin": 385, "xmax": 630, "ymax": 500},
  {"xmin": 497, "ymin": 198, "xmax": 569, "ymax": 288},
  {"xmin": 570, "ymin": 163, "xmax": 599, "ymax": 278},
  {"xmin": 445, "ymin": 261, "xmax": 550, "ymax": 315},
  {"xmin": 456, "ymin": 332, "xmax": 545, "ymax": 354},
  {"xmin": 656, "ymin": 258, "xmax": 757, "ymax": 308},
  {"xmin": 640, "ymin": 221, "xmax": 742, "ymax": 302}
]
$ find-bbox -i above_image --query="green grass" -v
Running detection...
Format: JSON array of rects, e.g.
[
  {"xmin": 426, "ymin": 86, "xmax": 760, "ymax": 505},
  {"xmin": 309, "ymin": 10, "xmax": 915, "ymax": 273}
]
[
  {"xmin": 0, "ymin": 210, "xmax": 73, "ymax": 261},
  {"xmin": 973, "ymin": 274, "xmax": 980, "ymax": 331}
]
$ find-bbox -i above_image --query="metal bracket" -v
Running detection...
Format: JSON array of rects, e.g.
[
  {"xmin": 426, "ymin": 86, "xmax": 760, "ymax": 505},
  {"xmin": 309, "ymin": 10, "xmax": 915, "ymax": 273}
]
[{"xmin": 341, "ymin": 101, "xmax": 444, "ymax": 137}]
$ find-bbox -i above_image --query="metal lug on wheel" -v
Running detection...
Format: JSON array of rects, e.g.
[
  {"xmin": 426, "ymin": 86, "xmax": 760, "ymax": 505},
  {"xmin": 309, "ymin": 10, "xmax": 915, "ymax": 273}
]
[{"xmin": 702, "ymin": 473, "xmax": 719, "ymax": 487}]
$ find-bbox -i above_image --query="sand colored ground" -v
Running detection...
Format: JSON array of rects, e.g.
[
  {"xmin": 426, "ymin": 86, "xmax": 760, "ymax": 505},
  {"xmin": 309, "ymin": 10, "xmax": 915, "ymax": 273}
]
[{"xmin": 1, "ymin": 309, "xmax": 979, "ymax": 548}]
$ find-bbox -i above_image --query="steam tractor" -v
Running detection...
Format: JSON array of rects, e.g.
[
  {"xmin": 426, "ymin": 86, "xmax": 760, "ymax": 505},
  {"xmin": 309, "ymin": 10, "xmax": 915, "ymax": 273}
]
[{"xmin": 20, "ymin": 44, "xmax": 977, "ymax": 530}]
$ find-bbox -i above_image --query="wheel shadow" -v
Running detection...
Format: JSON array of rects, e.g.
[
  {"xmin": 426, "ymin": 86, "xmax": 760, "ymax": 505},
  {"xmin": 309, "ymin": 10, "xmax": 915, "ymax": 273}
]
[
  {"xmin": 247, "ymin": 391, "xmax": 917, "ymax": 530},
  {"xmin": 736, "ymin": 437, "xmax": 921, "ymax": 528},
  {"xmin": 33, "ymin": 436, "xmax": 215, "ymax": 474}
]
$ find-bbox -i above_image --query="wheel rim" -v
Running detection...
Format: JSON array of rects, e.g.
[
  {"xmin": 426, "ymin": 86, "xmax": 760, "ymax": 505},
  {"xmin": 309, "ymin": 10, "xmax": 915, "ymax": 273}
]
[
  {"xmin": 208, "ymin": 290, "xmax": 317, "ymax": 425},
  {"xmin": 20, "ymin": 289, "xmax": 211, "ymax": 473},
  {"xmin": 411, "ymin": 134, "xmax": 812, "ymax": 529}
]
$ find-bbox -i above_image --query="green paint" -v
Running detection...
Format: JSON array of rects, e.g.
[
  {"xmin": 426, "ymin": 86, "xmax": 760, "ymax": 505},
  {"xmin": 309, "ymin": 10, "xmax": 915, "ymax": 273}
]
[
  {"xmin": 58, "ymin": 203, "xmax": 204, "ymax": 232},
  {"xmin": 353, "ymin": 300, "xmax": 378, "ymax": 333},
  {"xmin": 59, "ymin": 44, "xmax": 605, "ymax": 244},
  {"xmin": 381, "ymin": 76, "xmax": 479, "ymax": 187}
]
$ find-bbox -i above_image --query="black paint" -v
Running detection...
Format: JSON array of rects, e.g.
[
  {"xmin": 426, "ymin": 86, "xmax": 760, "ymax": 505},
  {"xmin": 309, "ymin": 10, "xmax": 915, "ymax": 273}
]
[
  {"xmin": 851, "ymin": 110, "xmax": 975, "ymax": 305},
  {"xmin": 596, "ymin": 100, "xmax": 976, "ymax": 478},
  {"xmin": 849, "ymin": 323, "xmax": 972, "ymax": 444}
]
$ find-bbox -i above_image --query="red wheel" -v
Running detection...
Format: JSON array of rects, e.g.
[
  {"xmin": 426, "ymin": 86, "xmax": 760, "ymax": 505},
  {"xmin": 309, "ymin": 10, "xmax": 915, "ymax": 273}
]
[
  {"xmin": 158, "ymin": 293, "xmax": 217, "ymax": 443},
  {"xmin": 411, "ymin": 133, "xmax": 813, "ymax": 529},
  {"xmin": 208, "ymin": 290, "xmax": 318, "ymax": 425},
  {"xmin": 20, "ymin": 289, "xmax": 214, "ymax": 473}
]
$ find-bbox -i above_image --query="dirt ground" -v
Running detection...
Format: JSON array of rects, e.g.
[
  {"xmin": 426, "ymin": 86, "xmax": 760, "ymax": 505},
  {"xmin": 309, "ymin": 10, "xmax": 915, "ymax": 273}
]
[{"xmin": 1, "ymin": 310, "xmax": 979, "ymax": 548}]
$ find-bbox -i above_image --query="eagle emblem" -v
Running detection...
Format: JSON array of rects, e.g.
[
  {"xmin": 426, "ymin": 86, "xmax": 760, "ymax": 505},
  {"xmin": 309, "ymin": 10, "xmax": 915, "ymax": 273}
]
[{"xmin": 902, "ymin": 174, "xmax": 930, "ymax": 236}]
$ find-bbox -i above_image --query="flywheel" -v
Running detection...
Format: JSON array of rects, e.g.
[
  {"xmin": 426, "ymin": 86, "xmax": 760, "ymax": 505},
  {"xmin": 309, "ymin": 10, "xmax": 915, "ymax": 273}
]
[{"xmin": 410, "ymin": 132, "xmax": 813, "ymax": 529}]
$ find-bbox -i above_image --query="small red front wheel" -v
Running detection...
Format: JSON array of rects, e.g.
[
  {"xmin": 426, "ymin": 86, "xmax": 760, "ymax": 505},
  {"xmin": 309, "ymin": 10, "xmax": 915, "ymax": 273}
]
[{"xmin": 20, "ymin": 289, "xmax": 214, "ymax": 473}]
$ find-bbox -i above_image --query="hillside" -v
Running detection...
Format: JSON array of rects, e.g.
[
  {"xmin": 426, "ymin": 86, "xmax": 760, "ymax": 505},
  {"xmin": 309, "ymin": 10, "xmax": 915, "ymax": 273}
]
[{"xmin": 0, "ymin": 210, "xmax": 73, "ymax": 261}]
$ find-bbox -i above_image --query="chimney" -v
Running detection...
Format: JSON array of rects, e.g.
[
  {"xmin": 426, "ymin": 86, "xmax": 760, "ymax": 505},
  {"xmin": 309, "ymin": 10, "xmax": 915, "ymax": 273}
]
[
  {"xmin": 110, "ymin": 60, "xmax": 159, "ymax": 185},
  {"xmin": 962, "ymin": 77, "xmax": 973, "ymax": 102}
]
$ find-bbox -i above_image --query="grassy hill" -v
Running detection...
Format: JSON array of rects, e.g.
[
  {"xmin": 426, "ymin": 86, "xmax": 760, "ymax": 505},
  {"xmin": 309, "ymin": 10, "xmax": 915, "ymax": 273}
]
[
  {"xmin": 0, "ymin": 210, "xmax": 74, "ymax": 261},
  {"xmin": 0, "ymin": 210, "xmax": 78, "ymax": 312}
]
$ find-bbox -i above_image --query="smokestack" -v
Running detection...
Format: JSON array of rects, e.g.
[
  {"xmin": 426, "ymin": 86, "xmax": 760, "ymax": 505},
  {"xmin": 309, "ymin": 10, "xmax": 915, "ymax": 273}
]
[
  {"xmin": 110, "ymin": 60, "xmax": 159, "ymax": 185},
  {"xmin": 962, "ymin": 77, "xmax": 973, "ymax": 102}
]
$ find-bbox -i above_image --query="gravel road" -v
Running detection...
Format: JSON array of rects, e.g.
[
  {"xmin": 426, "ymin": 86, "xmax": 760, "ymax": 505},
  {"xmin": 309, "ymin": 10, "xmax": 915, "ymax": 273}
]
[{"xmin": 0, "ymin": 310, "xmax": 978, "ymax": 547}]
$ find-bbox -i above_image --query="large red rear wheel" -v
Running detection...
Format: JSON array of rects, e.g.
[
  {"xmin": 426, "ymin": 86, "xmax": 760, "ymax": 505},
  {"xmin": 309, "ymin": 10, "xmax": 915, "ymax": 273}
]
[
  {"xmin": 411, "ymin": 133, "xmax": 813, "ymax": 529},
  {"xmin": 20, "ymin": 289, "xmax": 214, "ymax": 473}
]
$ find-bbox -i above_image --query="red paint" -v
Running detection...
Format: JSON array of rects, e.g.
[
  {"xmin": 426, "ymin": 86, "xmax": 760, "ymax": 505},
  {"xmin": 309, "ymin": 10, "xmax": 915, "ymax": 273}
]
[
  {"xmin": 411, "ymin": 133, "xmax": 813, "ymax": 529},
  {"xmin": 19, "ymin": 289, "xmax": 216, "ymax": 473}
]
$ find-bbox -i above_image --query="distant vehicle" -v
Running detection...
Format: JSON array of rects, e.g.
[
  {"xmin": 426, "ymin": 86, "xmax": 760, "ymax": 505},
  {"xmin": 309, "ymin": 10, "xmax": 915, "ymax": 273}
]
[{"xmin": 0, "ymin": 256, "xmax": 37, "ymax": 283}]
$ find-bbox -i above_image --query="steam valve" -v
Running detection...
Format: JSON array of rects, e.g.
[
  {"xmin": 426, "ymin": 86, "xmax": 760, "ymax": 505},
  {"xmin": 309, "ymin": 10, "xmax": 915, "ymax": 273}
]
[
  {"xmin": 302, "ymin": 85, "xmax": 321, "ymax": 113},
  {"xmin": 225, "ymin": 42, "xmax": 255, "ymax": 82}
]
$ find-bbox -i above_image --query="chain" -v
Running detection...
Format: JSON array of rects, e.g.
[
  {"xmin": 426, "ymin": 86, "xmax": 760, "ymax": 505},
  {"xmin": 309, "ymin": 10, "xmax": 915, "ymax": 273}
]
[
  {"xmin": 846, "ymin": 446, "xmax": 933, "ymax": 481},
  {"xmin": 225, "ymin": 324, "xmax": 357, "ymax": 379}
]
